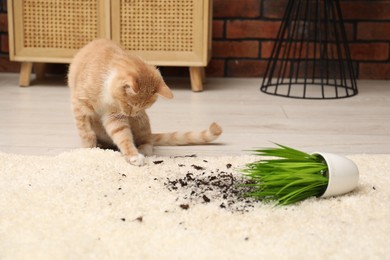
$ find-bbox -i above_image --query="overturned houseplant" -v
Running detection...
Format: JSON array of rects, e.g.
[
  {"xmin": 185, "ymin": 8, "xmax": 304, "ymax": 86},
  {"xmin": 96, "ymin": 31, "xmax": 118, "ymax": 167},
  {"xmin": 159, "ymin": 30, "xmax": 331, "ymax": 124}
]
[{"xmin": 242, "ymin": 144, "xmax": 359, "ymax": 205}]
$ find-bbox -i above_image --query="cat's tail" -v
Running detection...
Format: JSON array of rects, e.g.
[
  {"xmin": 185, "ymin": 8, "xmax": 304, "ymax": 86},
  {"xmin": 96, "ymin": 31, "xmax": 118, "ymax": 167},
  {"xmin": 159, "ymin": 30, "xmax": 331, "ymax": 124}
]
[{"xmin": 152, "ymin": 122, "xmax": 222, "ymax": 146}]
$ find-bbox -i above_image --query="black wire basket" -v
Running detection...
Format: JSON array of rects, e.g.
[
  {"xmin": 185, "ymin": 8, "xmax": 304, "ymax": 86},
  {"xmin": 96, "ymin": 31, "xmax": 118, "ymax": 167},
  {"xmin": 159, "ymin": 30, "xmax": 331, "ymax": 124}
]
[{"xmin": 261, "ymin": 0, "xmax": 358, "ymax": 99}]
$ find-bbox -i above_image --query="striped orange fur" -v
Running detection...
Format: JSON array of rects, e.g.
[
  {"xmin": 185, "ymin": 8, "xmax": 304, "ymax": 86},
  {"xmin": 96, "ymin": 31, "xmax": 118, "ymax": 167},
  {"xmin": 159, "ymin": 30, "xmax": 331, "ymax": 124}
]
[{"xmin": 68, "ymin": 39, "xmax": 222, "ymax": 166}]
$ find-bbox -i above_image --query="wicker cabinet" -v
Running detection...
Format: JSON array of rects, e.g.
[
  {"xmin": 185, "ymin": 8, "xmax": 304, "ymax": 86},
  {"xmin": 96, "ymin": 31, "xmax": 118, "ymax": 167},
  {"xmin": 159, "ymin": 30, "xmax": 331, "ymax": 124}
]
[{"xmin": 7, "ymin": 0, "xmax": 212, "ymax": 91}]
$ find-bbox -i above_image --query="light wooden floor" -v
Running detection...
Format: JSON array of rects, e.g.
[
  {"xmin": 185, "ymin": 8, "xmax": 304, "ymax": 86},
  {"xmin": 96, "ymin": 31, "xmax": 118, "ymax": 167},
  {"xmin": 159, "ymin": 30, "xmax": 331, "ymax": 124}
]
[{"xmin": 1, "ymin": 73, "xmax": 389, "ymax": 157}]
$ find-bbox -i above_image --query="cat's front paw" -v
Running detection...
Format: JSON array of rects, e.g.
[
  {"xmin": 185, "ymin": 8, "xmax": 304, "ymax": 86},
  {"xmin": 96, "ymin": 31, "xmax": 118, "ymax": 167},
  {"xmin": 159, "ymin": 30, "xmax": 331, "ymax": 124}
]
[{"xmin": 125, "ymin": 153, "xmax": 146, "ymax": 166}]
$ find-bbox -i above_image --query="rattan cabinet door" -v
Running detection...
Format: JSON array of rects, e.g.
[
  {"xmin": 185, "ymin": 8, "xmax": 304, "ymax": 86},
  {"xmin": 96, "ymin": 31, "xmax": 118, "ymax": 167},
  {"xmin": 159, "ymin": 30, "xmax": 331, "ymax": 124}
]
[
  {"xmin": 111, "ymin": 0, "xmax": 212, "ymax": 66},
  {"xmin": 8, "ymin": 0, "xmax": 109, "ymax": 63}
]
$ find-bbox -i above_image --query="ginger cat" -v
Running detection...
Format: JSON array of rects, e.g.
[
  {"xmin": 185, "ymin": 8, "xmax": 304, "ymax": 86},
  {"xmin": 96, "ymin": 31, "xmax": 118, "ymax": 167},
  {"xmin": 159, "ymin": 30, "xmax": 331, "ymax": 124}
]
[{"xmin": 68, "ymin": 39, "xmax": 222, "ymax": 166}]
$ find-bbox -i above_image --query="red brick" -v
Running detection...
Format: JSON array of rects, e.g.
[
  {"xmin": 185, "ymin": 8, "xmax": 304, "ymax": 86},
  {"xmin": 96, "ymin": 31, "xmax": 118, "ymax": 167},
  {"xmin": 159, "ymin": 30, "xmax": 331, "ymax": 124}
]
[
  {"xmin": 227, "ymin": 20, "xmax": 281, "ymax": 39},
  {"xmin": 227, "ymin": 20, "xmax": 353, "ymax": 41},
  {"xmin": 1, "ymin": 34, "xmax": 9, "ymax": 53},
  {"xmin": 213, "ymin": 0, "xmax": 261, "ymax": 18},
  {"xmin": 0, "ymin": 13, "xmax": 7, "ymax": 33},
  {"xmin": 263, "ymin": 0, "xmax": 288, "ymax": 19},
  {"xmin": 341, "ymin": 1, "xmax": 390, "ymax": 20},
  {"xmin": 212, "ymin": 20, "xmax": 224, "ymax": 39},
  {"xmin": 359, "ymin": 63, "xmax": 390, "ymax": 80},
  {"xmin": 262, "ymin": 41, "xmax": 339, "ymax": 60},
  {"xmin": 261, "ymin": 41, "xmax": 273, "ymax": 59},
  {"xmin": 212, "ymin": 40, "xmax": 259, "ymax": 58},
  {"xmin": 263, "ymin": 0, "xmax": 390, "ymax": 20},
  {"xmin": 263, "ymin": 1, "xmax": 390, "ymax": 21},
  {"xmin": 206, "ymin": 59, "xmax": 225, "ymax": 77},
  {"xmin": 261, "ymin": 41, "xmax": 389, "ymax": 61},
  {"xmin": 344, "ymin": 23, "xmax": 355, "ymax": 41},
  {"xmin": 0, "ymin": 57, "xmax": 20, "ymax": 72},
  {"xmin": 357, "ymin": 22, "xmax": 390, "ymax": 41},
  {"xmin": 227, "ymin": 59, "xmax": 268, "ymax": 77},
  {"xmin": 262, "ymin": 41, "xmax": 276, "ymax": 59},
  {"xmin": 350, "ymin": 43, "xmax": 389, "ymax": 61},
  {"xmin": 261, "ymin": 41, "xmax": 389, "ymax": 64}
]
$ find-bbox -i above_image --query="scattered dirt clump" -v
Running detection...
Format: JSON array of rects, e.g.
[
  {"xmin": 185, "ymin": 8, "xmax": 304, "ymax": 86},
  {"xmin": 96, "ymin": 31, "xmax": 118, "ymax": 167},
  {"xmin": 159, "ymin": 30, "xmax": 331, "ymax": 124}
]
[{"xmin": 161, "ymin": 160, "xmax": 258, "ymax": 212}]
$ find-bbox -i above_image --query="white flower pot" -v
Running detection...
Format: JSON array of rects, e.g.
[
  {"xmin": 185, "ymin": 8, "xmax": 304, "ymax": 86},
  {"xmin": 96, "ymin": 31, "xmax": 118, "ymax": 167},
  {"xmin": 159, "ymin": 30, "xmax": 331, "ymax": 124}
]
[{"xmin": 312, "ymin": 152, "xmax": 359, "ymax": 198}]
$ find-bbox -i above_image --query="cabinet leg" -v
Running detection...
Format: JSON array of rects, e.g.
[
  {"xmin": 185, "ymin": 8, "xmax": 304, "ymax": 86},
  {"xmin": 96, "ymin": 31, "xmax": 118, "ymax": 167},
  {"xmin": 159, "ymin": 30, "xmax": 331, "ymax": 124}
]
[
  {"xmin": 19, "ymin": 62, "xmax": 33, "ymax": 87},
  {"xmin": 34, "ymin": 63, "xmax": 46, "ymax": 81},
  {"xmin": 189, "ymin": 67, "xmax": 205, "ymax": 92}
]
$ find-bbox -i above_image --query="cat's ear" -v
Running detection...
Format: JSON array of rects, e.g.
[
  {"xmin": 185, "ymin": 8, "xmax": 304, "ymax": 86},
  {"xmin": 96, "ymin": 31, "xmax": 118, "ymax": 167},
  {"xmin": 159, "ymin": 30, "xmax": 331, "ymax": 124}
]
[
  {"xmin": 123, "ymin": 79, "xmax": 139, "ymax": 95},
  {"xmin": 157, "ymin": 84, "xmax": 173, "ymax": 99}
]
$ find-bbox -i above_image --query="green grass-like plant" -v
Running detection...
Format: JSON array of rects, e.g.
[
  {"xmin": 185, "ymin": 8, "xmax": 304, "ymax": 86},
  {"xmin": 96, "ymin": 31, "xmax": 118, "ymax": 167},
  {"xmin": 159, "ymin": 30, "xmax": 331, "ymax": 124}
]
[{"xmin": 242, "ymin": 143, "xmax": 329, "ymax": 206}]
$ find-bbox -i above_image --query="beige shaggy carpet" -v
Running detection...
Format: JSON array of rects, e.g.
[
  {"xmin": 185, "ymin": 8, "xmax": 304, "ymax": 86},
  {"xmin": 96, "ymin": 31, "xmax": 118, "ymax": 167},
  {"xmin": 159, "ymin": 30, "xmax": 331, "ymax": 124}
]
[{"xmin": 1, "ymin": 149, "xmax": 389, "ymax": 259}]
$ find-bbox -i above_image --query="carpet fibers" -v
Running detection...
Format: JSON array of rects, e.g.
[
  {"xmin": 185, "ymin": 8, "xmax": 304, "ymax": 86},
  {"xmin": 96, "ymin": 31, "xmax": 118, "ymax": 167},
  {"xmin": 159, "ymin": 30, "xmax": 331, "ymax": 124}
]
[{"xmin": 1, "ymin": 149, "xmax": 389, "ymax": 259}]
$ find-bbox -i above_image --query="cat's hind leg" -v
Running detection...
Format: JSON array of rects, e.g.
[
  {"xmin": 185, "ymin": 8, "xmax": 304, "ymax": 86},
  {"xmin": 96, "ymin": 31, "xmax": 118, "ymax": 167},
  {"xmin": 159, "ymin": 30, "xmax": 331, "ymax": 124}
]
[{"xmin": 72, "ymin": 101, "xmax": 97, "ymax": 148}]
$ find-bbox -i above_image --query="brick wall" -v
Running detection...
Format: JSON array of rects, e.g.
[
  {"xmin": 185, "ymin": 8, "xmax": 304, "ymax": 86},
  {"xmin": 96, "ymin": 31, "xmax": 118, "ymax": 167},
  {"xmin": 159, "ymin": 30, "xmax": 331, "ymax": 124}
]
[
  {"xmin": 0, "ymin": 0, "xmax": 20, "ymax": 72},
  {"xmin": 0, "ymin": 0, "xmax": 7, "ymax": 52},
  {"xmin": 1, "ymin": 0, "xmax": 390, "ymax": 79},
  {"xmin": 209, "ymin": 0, "xmax": 390, "ymax": 79}
]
